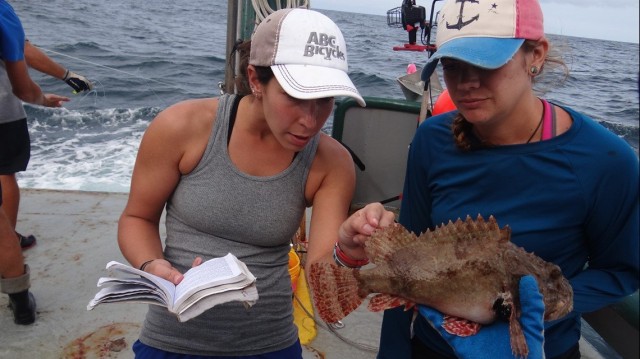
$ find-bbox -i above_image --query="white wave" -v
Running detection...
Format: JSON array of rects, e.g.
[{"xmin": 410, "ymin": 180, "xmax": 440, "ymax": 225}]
[{"xmin": 19, "ymin": 107, "xmax": 154, "ymax": 193}]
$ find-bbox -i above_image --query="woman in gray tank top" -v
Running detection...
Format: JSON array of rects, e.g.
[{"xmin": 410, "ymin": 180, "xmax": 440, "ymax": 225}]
[{"xmin": 117, "ymin": 9, "xmax": 395, "ymax": 359}]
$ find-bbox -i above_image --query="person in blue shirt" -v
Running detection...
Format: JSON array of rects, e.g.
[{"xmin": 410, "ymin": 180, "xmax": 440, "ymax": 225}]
[
  {"xmin": 0, "ymin": 0, "xmax": 91, "ymax": 325},
  {"xmin": 0, "ymin": 0, "xmax": 93, "ymax": 252},
  {"xmin": 376, "ymin": 0, "xmax": 639, "ymax": 357}
]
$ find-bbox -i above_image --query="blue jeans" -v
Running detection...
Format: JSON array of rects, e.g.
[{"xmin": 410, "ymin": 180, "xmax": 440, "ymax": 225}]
[{"xmin": 132, "ymin": 340, "xmax": 303, "ymax": 359}]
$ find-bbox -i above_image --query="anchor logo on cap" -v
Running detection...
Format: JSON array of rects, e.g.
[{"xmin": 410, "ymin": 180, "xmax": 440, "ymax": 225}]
[{"xmin": 446, "ymin": 0, "xmax": 480, "ymax": 30}]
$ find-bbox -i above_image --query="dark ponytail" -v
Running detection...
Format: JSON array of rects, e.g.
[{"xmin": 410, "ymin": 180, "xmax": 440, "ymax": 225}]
[{"xmin": 229, "ymin": 40, "xmax": 275, "ymax": 96}]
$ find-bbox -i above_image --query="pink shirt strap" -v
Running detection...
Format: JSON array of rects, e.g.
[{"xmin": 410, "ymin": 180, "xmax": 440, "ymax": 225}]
[{"xmin": 541, "ymin": 99, "xmax": 556, "ymax": 141}]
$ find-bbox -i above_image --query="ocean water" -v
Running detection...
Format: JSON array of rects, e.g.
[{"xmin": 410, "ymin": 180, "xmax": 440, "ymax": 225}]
[{"xmin": 10, "ymin": 0, "xmax": 640, "ymax": 193}]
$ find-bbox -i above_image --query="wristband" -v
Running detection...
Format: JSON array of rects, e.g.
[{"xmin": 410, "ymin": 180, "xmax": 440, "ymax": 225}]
[
  {"xmin": 139, "ymin": 259, "xmax": 157, "ymax": 271},
  {"xmin": 333, "ymin": 246, "xmax": 350, "ymax": 268},
  {"xmin": 333, "ymin": 242, "xmax": 369, "ymax": 268}
]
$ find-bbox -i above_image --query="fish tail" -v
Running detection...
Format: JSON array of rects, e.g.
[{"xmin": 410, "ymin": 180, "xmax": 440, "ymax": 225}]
[
  {"xmin": 308, "ymin": 262, "xmax": 366, "ymax": 323},
  {"xmin": 368, "ymin": 293, "xmax": 414, "ymax": 312}
]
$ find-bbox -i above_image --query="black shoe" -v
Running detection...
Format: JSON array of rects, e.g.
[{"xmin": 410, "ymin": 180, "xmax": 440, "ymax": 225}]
[
  {"xmin": 8, "ymin": 290, "xmax": 36, "ymax": 325},
  {"xmin": 16, "ymin": 232, "xmax": 36, "ymax": 250}
]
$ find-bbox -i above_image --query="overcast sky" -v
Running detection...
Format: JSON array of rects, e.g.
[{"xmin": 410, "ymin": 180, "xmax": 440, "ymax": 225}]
[{"xmin": 312, "ymin": 0, "xmax": 640, "ymax": 43}]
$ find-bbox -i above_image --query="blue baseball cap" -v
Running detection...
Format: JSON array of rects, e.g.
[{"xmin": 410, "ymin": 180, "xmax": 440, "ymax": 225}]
[{"xmin": 421, "ymin": 0, "xmax": 544, "ymax": 81}]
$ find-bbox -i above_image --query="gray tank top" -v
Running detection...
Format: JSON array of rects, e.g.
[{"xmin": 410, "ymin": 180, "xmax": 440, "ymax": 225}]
[{"xmin": 139, "ymin": 94, "xmax": 319, "ymax": 356}]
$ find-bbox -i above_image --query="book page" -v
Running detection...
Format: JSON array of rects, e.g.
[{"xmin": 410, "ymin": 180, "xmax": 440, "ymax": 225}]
[
  {"xmin": 176, "ymin": 284, "xmax": 259, "ymax": 322},
  {"xmin": 97, "ymin": 276, "xmax": 157, "ymax": 289},
  {"xmin": 87, "ymin": 283, "xmax": 167, "ymax": 310},
  {"xmin": 173, "ymin": 253, "xmax": 245, "ymax": 306},
  {"xmin": 106, "ymin": 261, "xmax": 176, "ymax": 300},
  {"xmin": 176, "ymin": 276, "xmax": 256, "ymax": 313},
  {"xmin": 89, "ymin": 255, "xmax": 258, "ymax": 319}
]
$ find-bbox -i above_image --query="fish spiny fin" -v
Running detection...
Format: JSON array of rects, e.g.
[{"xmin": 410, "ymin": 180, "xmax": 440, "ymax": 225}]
[
  {"xmin": 365, "ymin": 223, "xmax": 418, "ymax": 264},
  {"xmin": 474, "ymin": 215, "xmax": 509, "ymax": 243},
  {"xmin": 418, "ymin": 215, "xmax": 507, "ymax": 244},
  {"xmin": 308, "ymin": 262, "xmax": 366, "ymax": 323},
  {"xmin": 466, "ymin": 215, "xmax": 503, "ymax": 242},
  {"xmin": 368, "ymin": 293, "xmax": 413, "ymax": 312}
]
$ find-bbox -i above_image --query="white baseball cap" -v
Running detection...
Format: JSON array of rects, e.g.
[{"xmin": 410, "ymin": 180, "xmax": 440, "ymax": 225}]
[
  {"xmin": 422, "ymin": 0, "xmax": 544, "ymax": 81},
  {"xmin": 250, "ymin": 8, "xmax": 365, "ymax": 107}
]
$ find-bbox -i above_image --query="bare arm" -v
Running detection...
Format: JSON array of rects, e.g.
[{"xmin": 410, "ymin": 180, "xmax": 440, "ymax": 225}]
[
  {"xmin": 118, "ymin": 98, "xmax": 217, "ymax": 284},
  {"xmin": 23, "ymin": 41, "xmax": 93, "ymax": 93},
  {"xmin": 304, "ymin": 134, "xmax": 357, "ymax": 266},
  {"xmin": 303, "ymin": 134, "xmax": 394, "ymax": 267},
  {"xmin": 3, "ymin": 59, "xmax": 68, "ymax": 107},
  {"xmin": 24, "ymin": 41, "xmax": 66, "ymax": 79},
  {"xmin": 304, "ymin": 136, "xmax": 397, "ymax": 268}
]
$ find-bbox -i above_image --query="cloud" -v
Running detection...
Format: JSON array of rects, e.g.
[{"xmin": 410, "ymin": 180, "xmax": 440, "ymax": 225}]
[
  {"xmin": 312, "ymin": 0, "xmax": 639, "ymax": 43},
  {"xmin": 539, "ymin": 0, "xmax": 637, "ymax": 8},
  {"xmin": 542, "ymin": 2, "xmax": 639, "ymax": 42}
]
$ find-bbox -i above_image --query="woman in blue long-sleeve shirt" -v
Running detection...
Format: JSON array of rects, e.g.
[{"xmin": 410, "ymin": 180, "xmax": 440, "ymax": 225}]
[{"xmin": 377, "ymin": 0, "xmax": 639, "ymax": 357}]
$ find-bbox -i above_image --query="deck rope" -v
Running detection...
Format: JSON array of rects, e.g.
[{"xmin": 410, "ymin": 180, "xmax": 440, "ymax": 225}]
[{"xmin": 251, "ymin": 0, "xmax": 310, "ymax": 22}]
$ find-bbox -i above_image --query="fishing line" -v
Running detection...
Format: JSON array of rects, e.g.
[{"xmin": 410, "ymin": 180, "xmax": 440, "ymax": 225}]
[
  {"xmin": 38, "ymin": 46, "xmax": 176, "ymax": 106},
  {"xmin": 293, "ymin": 293, "xmax": 378, "ymax": 352},
  {"xmin": 40, "ymin": 47, "xmax": 173, "ymax": 88},
  {"xmin": 69, "ymin": 78, "xmax": 103, "ymax": 106},
  {"xmin": 38, "ymin": 46, "xmax": 178, "ymax": 108}
]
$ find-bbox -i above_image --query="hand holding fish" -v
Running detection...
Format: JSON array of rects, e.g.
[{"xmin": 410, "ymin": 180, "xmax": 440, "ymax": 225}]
[
  {"xmin": 419, "ymin": 275, "xmax": 545, "ymax": 359},
  {"xmin": 338, "ymin": 202, "xmax": 396, "ymax": 249},
  {"xmin": 309, "ymin": 216, "xmax": 572, "ymax": 358}
]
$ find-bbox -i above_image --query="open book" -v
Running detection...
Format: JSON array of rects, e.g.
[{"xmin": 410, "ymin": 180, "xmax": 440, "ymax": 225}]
[{"xmin": 87, "ymin": 253, "xmax": 258, "ymax": 322}]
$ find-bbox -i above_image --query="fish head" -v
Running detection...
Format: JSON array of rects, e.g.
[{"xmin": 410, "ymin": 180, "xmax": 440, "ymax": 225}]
[
  {"xmin": 541, "ymin": 267, "xmax": 574, "ymax": 321},
  {"xmin": 543, "ymin": 288, "xmax": 573, "ymax": 320}
]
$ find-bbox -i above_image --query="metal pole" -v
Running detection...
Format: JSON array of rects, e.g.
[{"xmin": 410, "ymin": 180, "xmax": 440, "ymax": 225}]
[
  {"xmin": 239, "ymin": 0, "xmax": 256, "ymax": 40},
  {"xmin": 224, "ymin": 0, "xmax": 239, "ymax": 94}
]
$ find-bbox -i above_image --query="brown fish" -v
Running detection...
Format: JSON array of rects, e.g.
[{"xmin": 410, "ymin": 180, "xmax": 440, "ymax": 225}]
[{"xmin": 309, "ymin": 215, "xmax": 573, "ymax": 358}]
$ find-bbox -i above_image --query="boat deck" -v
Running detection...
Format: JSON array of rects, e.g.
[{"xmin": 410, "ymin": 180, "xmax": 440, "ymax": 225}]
[{"xmin": 0, "ymin": 189, "xmax": 614, "ymax": 358}]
